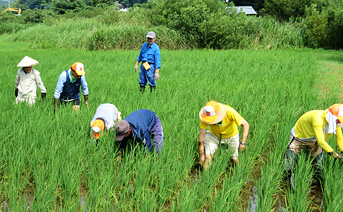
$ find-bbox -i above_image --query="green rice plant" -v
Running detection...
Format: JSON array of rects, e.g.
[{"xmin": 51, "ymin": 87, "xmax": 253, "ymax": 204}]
[
  {"xmin": 285, "ymin": 153, "xmax": 314, "ymax": 211},
  {"xmin": 0, "ymin": 39, "xmax": 342, "ymax": 210},
  {"xmin": 322, "ymin": 156, "xmax": 343, "ymax": 211}
]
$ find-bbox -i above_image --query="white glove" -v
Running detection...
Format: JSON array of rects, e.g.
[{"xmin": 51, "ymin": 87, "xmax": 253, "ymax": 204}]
[
  {"xmin": 155, "ymin": 72, "xmax": 160, "ymax": 80},
  {"xmin": 134, "ymin": 65, "xmax": 138, "ymax": 73}
]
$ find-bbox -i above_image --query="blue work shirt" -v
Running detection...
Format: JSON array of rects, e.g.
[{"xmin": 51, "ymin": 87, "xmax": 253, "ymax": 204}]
[
  {"xmin": 120, "ymin": 109, "xmax": 157, "ymax": 152},
  {"xmin": 137, "ymin": 42, "xmax": 161, "ymax": 69},
  {"xmin": 54, "ymin": 69, "xmax": 89, "ymax": 100}
]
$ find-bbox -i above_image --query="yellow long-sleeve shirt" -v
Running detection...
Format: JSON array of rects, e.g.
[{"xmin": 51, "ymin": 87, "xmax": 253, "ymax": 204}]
[{"xmin": 293, "ymin": 110, "xmax": 343, "ymax": 153}]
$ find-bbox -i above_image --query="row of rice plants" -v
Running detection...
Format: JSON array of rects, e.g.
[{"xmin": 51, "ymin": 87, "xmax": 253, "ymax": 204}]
[{"xmin": 1, "ymin": 43, "xmax": 341, "ymax": 210}]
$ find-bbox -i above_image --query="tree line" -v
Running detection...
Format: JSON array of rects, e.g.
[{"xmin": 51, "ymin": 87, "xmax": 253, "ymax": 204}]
[{"xmin": 1, "ymin": 0, "xmax": 343, "ymax": 49}]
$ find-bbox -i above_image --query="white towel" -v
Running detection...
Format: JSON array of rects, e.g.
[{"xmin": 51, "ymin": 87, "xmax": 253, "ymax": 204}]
[{"xmin": 326, "ymin": 110, "xmax": 338, "ymax": 134}]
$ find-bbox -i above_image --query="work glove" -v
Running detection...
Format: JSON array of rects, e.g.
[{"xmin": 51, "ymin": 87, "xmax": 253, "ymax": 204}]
[
  {"xmin": 155, "ymin": 72, "xmax": 160, "ymax": 80},
  {"xmin": 41, "ymin": 93, "xmax": 46, "ymax": 100},
  {"xmin": 15, "ymin": 88, "xmax": 18, "ymax": 97},
  {"xmin": 134, "ymin": 65, "xmax": 138, "ymax": 73}
]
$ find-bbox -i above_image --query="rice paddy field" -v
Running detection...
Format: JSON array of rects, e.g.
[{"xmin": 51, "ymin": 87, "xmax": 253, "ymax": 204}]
[{"xmin": 1, "ymin": 40, "xmax": 343, "ymax": 211}]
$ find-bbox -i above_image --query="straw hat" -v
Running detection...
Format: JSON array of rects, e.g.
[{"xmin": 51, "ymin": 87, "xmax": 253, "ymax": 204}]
[
  {"xmin": 199, "ymin": 101, "xmax": 227, "ymax": 124},
  {"xmin": 328, "ymin": 104, "xmax": 343, "ymax": 123},
  {"xmin": 17, "ymin": 56, "xmax": 39, "ymax": 67}
]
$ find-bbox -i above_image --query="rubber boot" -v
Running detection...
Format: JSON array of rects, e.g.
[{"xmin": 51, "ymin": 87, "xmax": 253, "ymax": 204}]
[
  {"xmin": 150, "ymin": 86, "xmax": 156, "ymax": 93},
  {"xmin": 140, "ymin": 85, "xmax": 145, "ymax": 95}
]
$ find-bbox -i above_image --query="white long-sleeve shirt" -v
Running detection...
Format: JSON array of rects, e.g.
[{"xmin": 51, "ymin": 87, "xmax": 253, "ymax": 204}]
[
  {"xmin": 15, "ymin": 68, "xmax": 46, "ymax": 98},
  {"xmin": 90, "ymin": 103, "xmax": 121, "ymax": 130}
]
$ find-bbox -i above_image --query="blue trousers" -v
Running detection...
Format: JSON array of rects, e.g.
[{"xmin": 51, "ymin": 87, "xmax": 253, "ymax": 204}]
[{"xmin": 139, "ymin": 63, "xmax": 156, "ymax": 87}]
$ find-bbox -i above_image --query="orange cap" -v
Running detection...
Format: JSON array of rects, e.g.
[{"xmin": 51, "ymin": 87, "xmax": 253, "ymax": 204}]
[
  {"xmin": 91, "ymin": 119, "xmax": 105, "ymax": 139},
  {"xmin": 329, "ymin": 104, "xmax": 343, "ymax": 123},
  {"xmin": 202, "ymin": 101, "xmax": 220, "ymax": 123},
  {"xmin": 71, "ymin": 62, "xmax": 85, "ymax": 76}
]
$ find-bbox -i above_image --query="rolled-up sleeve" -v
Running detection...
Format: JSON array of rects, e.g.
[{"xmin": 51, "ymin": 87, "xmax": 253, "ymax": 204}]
[
  {"xmin": 81, "ymin": 75, "xmax": 89, "ymax": 96},
  {"xmin": 54, "ymin": 72, "xmax": 66, "ymax": 99}
]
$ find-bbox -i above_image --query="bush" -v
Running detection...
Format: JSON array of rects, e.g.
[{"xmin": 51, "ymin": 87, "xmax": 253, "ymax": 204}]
[
  {"xmin": 0, "ymin": 22, "xmax": 27, "ymax": 35},
  {"xmin": 22, "ymin": 9, "xmax": 55, "ymax": 23},
  {"xmin": 87, "ymin": 25, "xmax": 186, "ymax": 50},
  {"xmin": 304, "ymin": 6, "xmax": 328, "ymax": 48}
]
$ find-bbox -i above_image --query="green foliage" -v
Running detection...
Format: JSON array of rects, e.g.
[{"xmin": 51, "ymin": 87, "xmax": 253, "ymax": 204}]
[
  {"xmin": 304, "ymin": 5, "xmax": 328, "ymax": 48},
  {"xmin": 261, "ymin": 0, "xmax": 314, "ymax": 21},
  {"xmin": 22, "ymin": 8, "xmax": 55, "ymax": 23},
  {"xmin": 52, "ymin": 0, "xmax": 86, "ymax": 14}
]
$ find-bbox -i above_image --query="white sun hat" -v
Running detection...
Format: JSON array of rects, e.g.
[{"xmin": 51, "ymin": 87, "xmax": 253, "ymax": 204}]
[{"xmin": 17, "ymin": 56, "xmax": 39, "ymax": 67}]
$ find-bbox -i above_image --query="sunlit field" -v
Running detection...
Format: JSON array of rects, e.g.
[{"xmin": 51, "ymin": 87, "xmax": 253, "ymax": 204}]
[{"xmin": 1, "ymin": 41, "xmax": 343, "ymax": 211}]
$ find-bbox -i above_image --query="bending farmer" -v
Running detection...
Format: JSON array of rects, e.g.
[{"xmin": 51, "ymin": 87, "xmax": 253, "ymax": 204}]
[
  {"xmin": 199, "ymin": 101, "xmax": 250, "ymax": 168},
  {"xmin": 284, "ymin": 104, "xmax": 343, "ymax": 179},
  {"xmin": 91, "ymin": 103, "xmax": 122, "ymax": 140},
  {"xmin": 115, "ymin": 109, "xmax": 163, "ymax": 154}
]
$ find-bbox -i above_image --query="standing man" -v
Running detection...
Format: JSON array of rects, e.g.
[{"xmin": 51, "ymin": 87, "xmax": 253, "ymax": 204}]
[
  {"xmin": 90, "ymin": 103, "xmax": 122, "ymax": 140},
  {"xmin": 284, "ymin": 104, "xmax": 343, "ymax": 179},
  {"xmin": 54, "ymin": 62, "xmax": 89, "ymax": 112},
  {"xmin": 134, "ymin": 31, "xmax": 161, "ymax": 94},
  {"xmin": 115, "ymin": 109, "xmax": 163, "ymax": 154},
  {"xmin": 199, "ymin": 101, "xmax": 250, "ymax": 169},
  {"xmin": 15, "ymin": 56, "xmax": 46, "ymax": 105}
]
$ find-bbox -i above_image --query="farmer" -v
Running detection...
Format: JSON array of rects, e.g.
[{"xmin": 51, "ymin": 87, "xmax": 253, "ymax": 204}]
[
  {"xmin": 199, "ymin": 100, "xmax": 250, "ymax": 168},
  {"xmin": 115, "ymin": 109, "xmax": 163, "ymax": 154},
  {"xmin": 54, "ymin": 62, "xmax": 89, "ymax": 112},
  {"xmin": 15, "ymin": 56, "xmax": 46, "ymax": 105},
  {"xmin": 134, "ymin": 31, "xmax": 161, "ymax": 94},
  {"xmin": 284, "ymin": 104, "xmax": 343, "ymax": 179},
  {"xmin": 91, "ymin": 103, "xmax": 122, "ymax": 140}
]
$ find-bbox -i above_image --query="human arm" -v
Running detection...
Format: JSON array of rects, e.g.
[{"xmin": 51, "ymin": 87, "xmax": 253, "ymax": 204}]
[
  {"xmin": 15, "ymin": 71, "xmax": 19, "ymax": 97},
  {"xmin": 54, "ymin": 98, "xmax": 59, "ymax": 113},
  {"xmin": 135, "ymin": 61, "xmax": 140, "ymax": 72},
  {"xmin": 80, "ymin": 75, "xmax": 89, "ymax": 105},
  {"xmin": 34, "ymin": 70, "xmax": 47, "ymax": 96},
  {"xmin": 54, "ymin": 72, "xmax": 66, "ymax": 100},
  {"xmin": 314, "ymin": 124, "xmax": 334, "ymax": 153},
  {"xmin": 199, "ymin": 128, "xmax": 206, "ymax": 166},
  {"xmin": 239, "ymin": 120, "xmax": 250, "ymax": 151},
  {"xmin": 154, "ymin": 47, "xmax": 161, "ymax": 70},
  {"xmin": 335, "ymin": 125, "xmax": 343, "ymax": 153}
]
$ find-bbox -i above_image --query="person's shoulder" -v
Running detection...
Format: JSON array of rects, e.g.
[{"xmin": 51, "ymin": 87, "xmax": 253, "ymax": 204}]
[
  {"xmin": 153, "ymin": 42, "xmax": 160, "ymax": 49},
  {"xmin": 58, "ymin": 70, "xmax": 68, "ymax": 78},
  {"xmin": 32, "ymin": 68, "xmax": 41, "ymax": 75},
  {"xmin": 17, "ymin": 68, "xmax": 23, "ymax": 74}
]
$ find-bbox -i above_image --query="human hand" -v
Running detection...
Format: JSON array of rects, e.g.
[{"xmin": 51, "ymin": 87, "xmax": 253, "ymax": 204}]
[
  {"xmin": 155, "ymin": 72, "xmax": 160, "ymax": 80},
  {"xmin": 199, "ymin": 154, "xmax": 205, "ymax": 167},
  {"xmin": 239, "ymin": 144, "xmax": 246, "ymax": 151},
  {"xmin": 134, "ymin": 65, "xmax": 138, "ymax": 73},
  {"xmin": 41, "ymin": 93, "xmax": 46, "ymax": 100}
]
